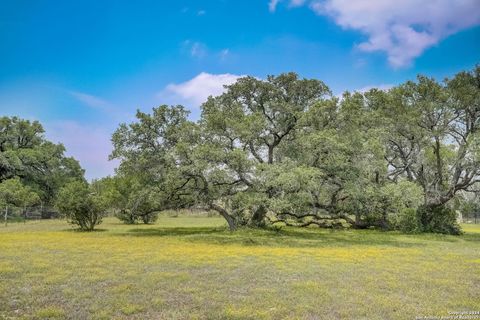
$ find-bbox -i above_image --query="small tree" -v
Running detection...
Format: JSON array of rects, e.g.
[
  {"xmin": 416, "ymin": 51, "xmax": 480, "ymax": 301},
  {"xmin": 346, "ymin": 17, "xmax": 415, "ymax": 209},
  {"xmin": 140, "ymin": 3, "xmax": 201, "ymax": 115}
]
[
  {"xmin": 55, "ymin": 181, "xmax": 106, "ymax": 231},
  {"xmin": 0, "ymin": 178, "xmax": 40, "ymax": 226},
  {"xmin": 0, "ymin": 116, "xmax": 85, "ymax": 205}
]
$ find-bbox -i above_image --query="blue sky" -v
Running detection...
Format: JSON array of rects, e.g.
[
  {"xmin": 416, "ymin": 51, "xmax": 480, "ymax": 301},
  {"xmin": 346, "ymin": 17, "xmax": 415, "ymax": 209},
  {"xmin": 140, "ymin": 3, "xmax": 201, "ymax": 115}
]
[{"xmin": 1, "ymin": 0, "xmax": 479, "ymax": 179}]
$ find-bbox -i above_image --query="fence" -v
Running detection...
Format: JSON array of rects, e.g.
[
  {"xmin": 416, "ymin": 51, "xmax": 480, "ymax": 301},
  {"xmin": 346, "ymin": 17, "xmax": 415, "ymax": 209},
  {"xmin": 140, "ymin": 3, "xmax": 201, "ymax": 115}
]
[
  {"xmin": 2, "ymin": 205, "xmax": 59, "ymax": 226},
  {"xmin": 462, "ymin": 211, "xmax": 480, "ymax": 224}
]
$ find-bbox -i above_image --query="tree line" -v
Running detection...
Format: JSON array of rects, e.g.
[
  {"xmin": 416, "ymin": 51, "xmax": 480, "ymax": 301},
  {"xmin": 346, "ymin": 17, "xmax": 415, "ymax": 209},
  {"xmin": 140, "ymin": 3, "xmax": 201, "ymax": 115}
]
[
  {"xmin": 1, "ymin": 66, "xmax": 479, "ymax": 233},
  {"xmin": 0, "ymin": 117, "xmax": 85, "ymax": 225}
]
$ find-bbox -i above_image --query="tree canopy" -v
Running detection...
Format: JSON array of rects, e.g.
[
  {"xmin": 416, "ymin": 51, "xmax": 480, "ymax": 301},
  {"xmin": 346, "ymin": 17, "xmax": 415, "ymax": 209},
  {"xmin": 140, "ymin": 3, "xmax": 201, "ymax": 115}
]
[
  {"xmin": 0, "ymin": 116, "xmax": 85, "ymax": 205},
  {"xmin": 111, "ymin": 67, "xmax": 479, "ymax": 234}
]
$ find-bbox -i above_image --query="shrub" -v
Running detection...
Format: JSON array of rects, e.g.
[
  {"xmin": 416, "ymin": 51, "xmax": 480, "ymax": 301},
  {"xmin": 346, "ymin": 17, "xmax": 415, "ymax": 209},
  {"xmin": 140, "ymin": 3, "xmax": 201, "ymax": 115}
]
[
  {"xmin": 396, "ymin": 208, "xmax": 422, "ymax": 234},
  {"xmin": 417, "ymin": 205, "xmax": 463, "ymax": 235},
  {"xmin": 140, "ymin": 212, "xmax": 159, "ymax": 224},
  {"xmin": 350, "ymin": 181, "xmax": 424, "ymax": 230},
  {"xmin": 115, "ymin": 209, "xmax": 137, "ymax": 224},
  {"xmin": 55, "ymin": 181, "xmax": 106, "ymax": 231}
]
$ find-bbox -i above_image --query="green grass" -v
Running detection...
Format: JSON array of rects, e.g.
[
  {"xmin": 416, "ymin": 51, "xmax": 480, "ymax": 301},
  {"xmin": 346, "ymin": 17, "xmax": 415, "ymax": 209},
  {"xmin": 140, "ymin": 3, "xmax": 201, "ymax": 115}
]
[{"xmin": 1, "ymin": 216, "xmax": 479, "ymax": 319}]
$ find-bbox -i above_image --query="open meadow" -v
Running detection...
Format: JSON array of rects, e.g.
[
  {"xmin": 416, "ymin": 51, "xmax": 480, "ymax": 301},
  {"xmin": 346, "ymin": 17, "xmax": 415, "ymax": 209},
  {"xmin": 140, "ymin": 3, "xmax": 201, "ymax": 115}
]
[
  {"xmin": 2, "ymin": 1, "xmax": 480, "ymax": 319},
  {"xmin": 1, "ymin": 215, "xmax": 479, "ymax": 320}
]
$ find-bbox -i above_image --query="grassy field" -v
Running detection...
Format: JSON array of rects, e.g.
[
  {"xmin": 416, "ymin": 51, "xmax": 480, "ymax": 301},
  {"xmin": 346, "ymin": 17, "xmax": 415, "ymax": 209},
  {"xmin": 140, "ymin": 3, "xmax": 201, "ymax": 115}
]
[{"xmin": 0, "ymin": 216, "xmax": 479, "ymax": 320}]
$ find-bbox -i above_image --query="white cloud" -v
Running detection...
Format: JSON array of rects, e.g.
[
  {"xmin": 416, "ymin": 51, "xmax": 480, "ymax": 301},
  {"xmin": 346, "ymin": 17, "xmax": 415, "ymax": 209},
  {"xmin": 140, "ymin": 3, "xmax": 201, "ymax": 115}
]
[
  {"xmin": 219, "ymin": 48, "xmax": 230, "ymax": 60},
  {"xmin": 44, "ymin": 121, "xmax": 119, "ymax": 180},
  {"xmin": 276, "ymin": 0, "xmax": 480, "ymax": 67},
  {"xmin": 66, "ymin": 89, "xmax": 129, "ymax": 120},
  {"xmin": 191, "ymin": 42, "xmax": 206, "ymax": 58},
  {"xmin": 182, "ymin": 40, "xmax": 208, "ymax": 58},
  {"xmin": 269, "ymin": 0, "xmax": 280, "ymax": 12},
  {"xmin": 68, "ymin": 90, "xmax": 111, "ymax": 110},
  {"xmin": 289, "ymin": 0, "xmax": 306, "ymax": 7},
  {"xmin": 355, "ymin": 84, "xmax": 394, "ymax": 93},
  {"xmin": 160, "ymin": 72, "xmax": 244, "ymax": 108},
  {"xmin": 181, "ymin": 41, "xmax": 232, "ymax": 61},
  {"xmin": 269, "ymin": 0, "xmax": 307, "ymax": 11}
]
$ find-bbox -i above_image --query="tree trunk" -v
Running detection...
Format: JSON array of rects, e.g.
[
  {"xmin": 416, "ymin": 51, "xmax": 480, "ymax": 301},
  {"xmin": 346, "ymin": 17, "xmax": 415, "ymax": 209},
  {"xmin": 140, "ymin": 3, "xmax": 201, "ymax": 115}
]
[
  {"xmin": 251, "ymin": 205, "xmax": 267, "ymax": 227},
  {"xmin": 210, "ymin": 203, "xmax": 237, "ymax": 231},
  {"xmin": 4, "ymin": 206, "xmax": 7, "ymax": 227},
  {"xmin": 268, "ymin": 144, "xmax": 274, "ymax": 164}
]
